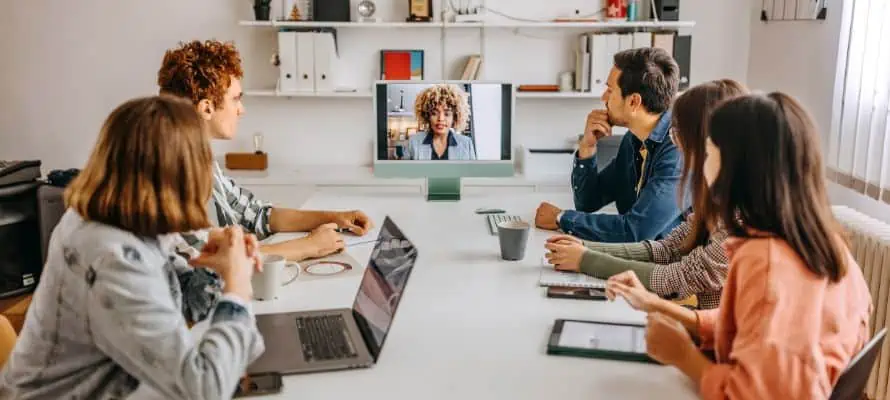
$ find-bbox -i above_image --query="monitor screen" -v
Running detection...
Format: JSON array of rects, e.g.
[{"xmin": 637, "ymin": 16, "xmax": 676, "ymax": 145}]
[
  {"xmin": 375, "ymin": 82, "xmax": 513, "ymax": 161},
  {"xmin": 352, "ymin": 217, "xmax": 418, "ymax": 360}
]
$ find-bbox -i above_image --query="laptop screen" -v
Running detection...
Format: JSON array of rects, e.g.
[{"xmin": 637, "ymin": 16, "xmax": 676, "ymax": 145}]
[{"xmin": 352, "ymin": 217, "xmax": 418, "ymax": 361}]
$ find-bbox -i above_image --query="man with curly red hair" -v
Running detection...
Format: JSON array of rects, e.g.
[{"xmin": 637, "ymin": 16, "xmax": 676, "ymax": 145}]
[{"xmin": 158, "ymin": 40, "xmax": 373, "ymax": 261}]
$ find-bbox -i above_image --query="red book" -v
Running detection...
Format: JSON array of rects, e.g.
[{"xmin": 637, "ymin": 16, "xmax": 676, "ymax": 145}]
[{"xmin": 382, "ymin": 52, "xmax": 411, "ymax": 80}]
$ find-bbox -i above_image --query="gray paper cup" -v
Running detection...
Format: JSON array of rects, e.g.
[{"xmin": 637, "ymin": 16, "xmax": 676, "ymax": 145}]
[
  {"xmin": 253, "ymin": 254, "xmax": 286, "ymax": 301},
  {"xmin": 497, "ymin": 220, "xmax": 530, "ymax": 261}
]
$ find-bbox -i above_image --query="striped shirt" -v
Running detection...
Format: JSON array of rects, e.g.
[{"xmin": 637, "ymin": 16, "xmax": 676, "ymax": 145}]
[
  {"xmin": 644, "ymin": 214, "xmax": 729, "ymax": 309},
  {"xmin": 176, "ymin": 162, "xmax": 274, "ymax": 256}
]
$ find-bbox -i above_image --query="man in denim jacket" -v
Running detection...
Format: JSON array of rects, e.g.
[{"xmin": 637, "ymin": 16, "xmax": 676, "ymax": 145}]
[{"xmin": 536, "ymin": 47, "xmax": 684, "ymax": 242}]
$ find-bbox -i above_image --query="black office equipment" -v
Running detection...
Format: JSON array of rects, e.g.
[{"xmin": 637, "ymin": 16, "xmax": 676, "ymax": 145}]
[
  {"xmin": 674, "ymin": 35, "xmax": 692, "ymax": 90},
  {"xmin": 0, "ymin": 182, "xmax": 43, "ymax": 299},
  {"xmin": 0, "ymin": 160, "xmax": 41, "ymax": 187},
  {"xmin": 312, "ymin": 0, "xmax": 350, "ymax": 22},
  {"xmin": 653, "ymin": 0, "xmax": 679, "ymax": 21}
]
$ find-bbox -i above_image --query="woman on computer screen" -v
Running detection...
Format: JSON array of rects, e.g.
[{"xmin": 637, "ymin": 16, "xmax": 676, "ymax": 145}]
[{"xmin": 403, "ymin": 84, "xmax": 477, "ymax": 161}]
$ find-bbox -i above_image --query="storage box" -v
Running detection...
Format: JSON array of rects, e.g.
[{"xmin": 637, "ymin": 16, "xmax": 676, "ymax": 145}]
[
  {"xmin": 520, "ymin": 147, "xmax": 576, "ymax": 181},
  {"xmin": 225, "ymin": 152, "xmax": 268, "ymax": 171}
]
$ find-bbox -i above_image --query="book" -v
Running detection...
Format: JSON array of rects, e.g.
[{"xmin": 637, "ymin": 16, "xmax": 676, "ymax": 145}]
[
  {"xmin": 538, "ymin": 264, "xmax": 607, "ymax": 289},
  {"xmin": 380, "ymin": 50, "xmax": 424, "ymax": 80},
  {"xmin": 517, "ymin": 84, "xmax": 560, "ymax": 92},
  {"xmin": 458, "ymin": 55, "xmax": 482, "ymax": 80}
]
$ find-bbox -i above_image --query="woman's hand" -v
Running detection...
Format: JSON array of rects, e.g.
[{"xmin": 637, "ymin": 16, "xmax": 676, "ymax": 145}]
[
  {"xmin": 545, "ymin": 234, "xmax": 583, "ymax": 245},
  {"xmin": 200, "ymin": 228, "xmax": 263, "ymax": 273},
  {"xmin": 544, "ymin": 240, "xmax": 586, "ymax": 272},
  {"xmin": 605, "ymin": 271, "xmax": 660, "ymax": 312},
  {"xmin": 189, "ymin": 227, "xmax": 254, "ymax": 301},
  {"xmin": 646, "ymin": 312, "xmax": 698, "ymax": 366}
]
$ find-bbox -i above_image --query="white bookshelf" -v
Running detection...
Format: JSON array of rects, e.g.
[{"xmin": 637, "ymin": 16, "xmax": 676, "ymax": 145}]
[
  {"xmin": 238, "ymin": 20, "xmax": 695, "ymax": 30},
  {"xmin": 240, "ymin": 18, "xmax": 694, "ymax": 100},
  {"xmin": 482, "ymin": 21, "xmax": 695, "ymax": 29},
  {"xmin": 246, "ymin": 89, "xmax": 608, "ymax": 100},
  {"xmin": 244, "ymin": 90, "xmax": 373, "ymax": 98},
  {"xmin": 516, "ymin": 91, "xmax": 603, "ymax": 99},
  {"xmin": 243, "ymin": 20, "xmax": 446, "ymax": 28}
]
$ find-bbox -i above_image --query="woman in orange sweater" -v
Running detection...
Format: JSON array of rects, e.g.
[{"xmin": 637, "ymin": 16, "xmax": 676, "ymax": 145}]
[{"xmin": 606, "ymin": 92, "xmax": 872, "ymax": 399}]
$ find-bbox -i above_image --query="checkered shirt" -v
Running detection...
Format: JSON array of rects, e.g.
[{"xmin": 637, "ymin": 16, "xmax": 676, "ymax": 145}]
[
  {"xmin": 176, "ymin": 162, "xmax": 273, "ymax": 257},
  {"xmin": 644, "ymin": 214, "xmax": 730, "ymax": 309}
]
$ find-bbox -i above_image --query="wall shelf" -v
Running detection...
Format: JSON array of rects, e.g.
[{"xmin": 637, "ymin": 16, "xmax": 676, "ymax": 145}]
[
  {"xmin": 482, "ymin": 21, "xmax": 695, "ymax": 29},
  {"xmin": 239, "ymin": 20, "xmax": 452, "ymax": 28},
  {"xmin": 244, "ymin": 90, "xmax": 372, "ymax": 98},
  {"xmin": 240, "ymin": 18, "xmax": 693, "ymax": 100},
  {"xmin": 516, "ymin": 91, "xmax": 603, "ymax": 99},
  {"xmin": 246, "ymin": 89, "xmax": 605, "ymax": 100},
  {"xmin": 238, "ymin": 20, "xmax": 695, "ymax": 30}
]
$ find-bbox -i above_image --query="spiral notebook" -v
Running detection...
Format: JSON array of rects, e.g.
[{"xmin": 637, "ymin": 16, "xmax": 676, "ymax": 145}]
[{"xmin": 539, "ymin": 260, "xmax": 607, "ymax": 289}]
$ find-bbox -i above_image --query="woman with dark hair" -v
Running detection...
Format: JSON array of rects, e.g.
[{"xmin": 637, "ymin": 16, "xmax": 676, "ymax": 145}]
[
  {"xmin": 607, "ymin": 92, "xmax": 872, "ymax": 399},
  {"xmin": 545, "ymin": 79, "xmax": 747, "ymax": 309}
]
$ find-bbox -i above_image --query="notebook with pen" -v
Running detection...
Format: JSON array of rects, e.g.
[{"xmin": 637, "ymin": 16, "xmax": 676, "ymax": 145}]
[{"xmin": 547, "ymin": 319, "xmax": 656, "ymax": 363}]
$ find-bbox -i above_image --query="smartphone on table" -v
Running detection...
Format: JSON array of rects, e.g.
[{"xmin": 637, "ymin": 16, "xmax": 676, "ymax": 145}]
[
  {"xmin": 546, "ymin": 286, "xmax": 608, "ymax": 301},
  {"xmin": 233, "ymin": 372, "xmax": 283, "ymax": 398}
]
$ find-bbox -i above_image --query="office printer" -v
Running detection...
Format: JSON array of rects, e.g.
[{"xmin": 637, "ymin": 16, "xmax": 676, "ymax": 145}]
[{"xmin": 0, "ymin": 161, "xmax": 66, "ymax": 299}]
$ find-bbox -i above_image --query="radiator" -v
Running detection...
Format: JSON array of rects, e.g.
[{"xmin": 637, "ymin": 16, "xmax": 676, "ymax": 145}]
[{"xmin": 833, "ymin": 206, "xmax": 890, "ymax": 400}]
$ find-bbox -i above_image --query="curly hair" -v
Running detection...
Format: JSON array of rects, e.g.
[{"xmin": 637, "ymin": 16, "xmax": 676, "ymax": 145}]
[
  {"xmin": 414, "ymin": 84, "xmax": 470, "ymax": 132},
  {"xmin": 157, "ymin": 40, "xmax": 243, "ymax": 108}
]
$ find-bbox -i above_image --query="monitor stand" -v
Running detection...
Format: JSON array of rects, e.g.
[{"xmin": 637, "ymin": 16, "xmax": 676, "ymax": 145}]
[{"xmin": 426, "ymin": 177, "xmax": 461, "ymax": 201}]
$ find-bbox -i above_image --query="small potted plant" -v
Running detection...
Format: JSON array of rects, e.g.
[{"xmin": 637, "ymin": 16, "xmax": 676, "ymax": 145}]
[{"xmin": 253, "ymin": 0, "xmax": 272, "ymax": 21}]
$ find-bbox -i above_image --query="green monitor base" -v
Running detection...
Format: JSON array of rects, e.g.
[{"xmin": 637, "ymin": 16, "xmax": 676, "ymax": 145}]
[{"xmin": 426, "ymin": 177, "xmax": 461, "ymax": 201}]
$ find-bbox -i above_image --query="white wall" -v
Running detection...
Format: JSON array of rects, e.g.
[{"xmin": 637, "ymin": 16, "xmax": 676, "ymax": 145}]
[
  {"xmin": 746, "ymin": 0, "xmax": 844, "ymax": 145},
  {"xmin": 0, "ymin": 0, "xmax": 750, "ymax": 172},
  {"xmin": 468, "ymin": 83, "xmax": 503, "ymax": 160},
  {"xmin": 746, "ymin": 0, "xmax": 890, "ymax": 224}
]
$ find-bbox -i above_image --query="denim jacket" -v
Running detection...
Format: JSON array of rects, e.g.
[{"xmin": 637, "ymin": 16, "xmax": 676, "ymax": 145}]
[{"xmin": 559, "ymin": 111, "xmax": 684, "ymax": 242}]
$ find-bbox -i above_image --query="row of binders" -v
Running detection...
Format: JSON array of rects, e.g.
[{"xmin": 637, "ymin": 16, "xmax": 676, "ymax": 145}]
[
  {"xmin": 277, "ymin": 30, "xmax": 339, "ymax": 93},
  {"xmin": 575, "ymin": 31, "xmax": 688, "ymax": 93}
]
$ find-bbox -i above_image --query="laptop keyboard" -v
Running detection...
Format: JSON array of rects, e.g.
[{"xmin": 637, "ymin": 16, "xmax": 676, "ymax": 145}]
[
  {"xmin": 296, "ymin": 314, "xmax": 358, "ymax": 362},
  {"xmin": 487, "ymin": 214, "xmax": 521, "ymax": 235}
]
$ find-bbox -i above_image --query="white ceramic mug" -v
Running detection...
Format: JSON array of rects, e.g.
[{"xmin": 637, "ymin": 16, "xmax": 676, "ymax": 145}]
[{"xmin": 252, "ymin": 254, "xmax": 288, "ymax": 301}]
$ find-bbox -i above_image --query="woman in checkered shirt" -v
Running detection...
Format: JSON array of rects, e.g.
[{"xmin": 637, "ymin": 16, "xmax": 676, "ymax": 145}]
[{"xmin": 545, "ymin": 79, "xmax": 748, "ymax": 309}]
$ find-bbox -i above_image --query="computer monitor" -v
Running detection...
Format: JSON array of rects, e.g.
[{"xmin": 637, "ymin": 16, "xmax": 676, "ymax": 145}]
[{"xmin": 372, "ymin": 80, "xmax": 515, "ymax": 200}]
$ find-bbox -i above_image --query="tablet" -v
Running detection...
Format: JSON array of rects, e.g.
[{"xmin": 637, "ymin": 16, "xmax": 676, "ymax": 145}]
[{"xmin": 547, "ymin": 319, "xmax": 656, "ymax": 363}]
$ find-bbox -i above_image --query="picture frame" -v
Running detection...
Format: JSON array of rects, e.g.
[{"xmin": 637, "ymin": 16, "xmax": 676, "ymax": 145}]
[
  {"xmin": 380, "ymin": 50, "xmax": 424, "ymax": 81},
  {"xmin": 407, "ymin": 0, "xmax": 433, "ymax": 22}
]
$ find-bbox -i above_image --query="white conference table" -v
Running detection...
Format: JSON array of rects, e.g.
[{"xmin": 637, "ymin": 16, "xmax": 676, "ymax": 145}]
[{"xmin": 250, "ymin": 191, "xmax": 699, "ymax": 400}]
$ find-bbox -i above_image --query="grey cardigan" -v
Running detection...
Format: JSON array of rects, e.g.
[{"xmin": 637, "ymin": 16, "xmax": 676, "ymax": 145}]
[
  {"xmin": 0, "ymin": 210, "xmax": 264, "ymax": 400},
  {"xmin": 404, "ymin": 130, "xmax": 477, "ymax": 160}
]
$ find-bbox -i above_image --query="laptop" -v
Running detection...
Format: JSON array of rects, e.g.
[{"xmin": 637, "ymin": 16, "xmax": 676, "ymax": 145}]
[{"xmin": 247, "ymin": 216, "xmax": 418, "ymax": 375}]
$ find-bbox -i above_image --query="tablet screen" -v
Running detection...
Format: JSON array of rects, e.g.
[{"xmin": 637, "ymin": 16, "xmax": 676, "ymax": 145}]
[{"xmin": 557, "ymin": 321, "xmax": 646, "ymax": 353}]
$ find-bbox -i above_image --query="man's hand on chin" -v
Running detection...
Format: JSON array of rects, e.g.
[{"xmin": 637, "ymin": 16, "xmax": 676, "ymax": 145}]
[{"xmin": 535, "ymin": 202, "xmax": 562, "ymax": 230}]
